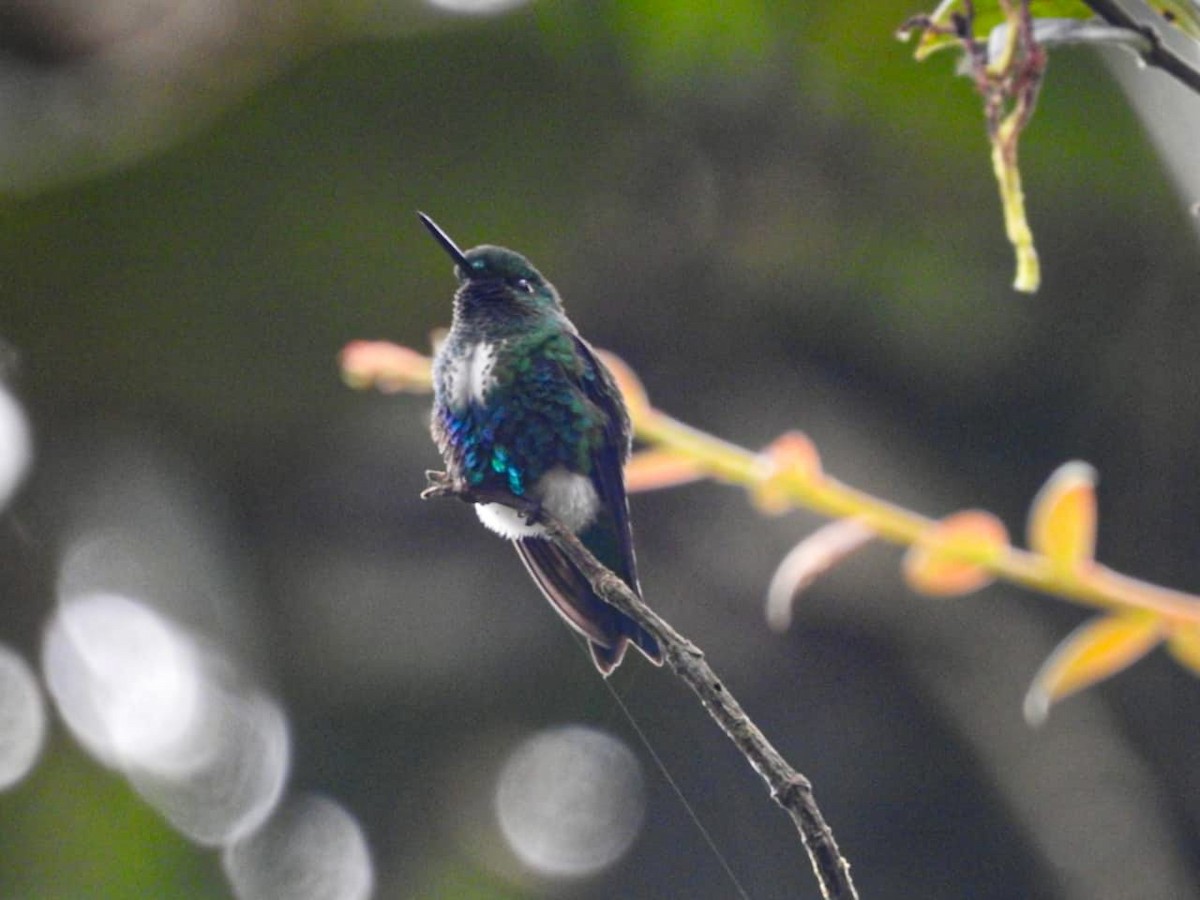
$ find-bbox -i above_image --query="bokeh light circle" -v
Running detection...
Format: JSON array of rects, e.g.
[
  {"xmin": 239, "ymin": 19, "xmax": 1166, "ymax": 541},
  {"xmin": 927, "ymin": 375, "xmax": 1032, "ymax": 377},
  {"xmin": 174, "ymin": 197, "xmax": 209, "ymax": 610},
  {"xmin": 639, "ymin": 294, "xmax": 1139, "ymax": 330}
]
[
  {"xmin": 223, "ymin": 792, "xmax": 374, "ymax": 900},
  {"xmin": 43, "ymin": 592, "xmax": 291, "ymax": 846},
  {"xmin": 42, "ymin": 592, "xmax": 203, "ymax": 770},
  {"xmin": 0, "ymin": 644, "xmax": 46, "ymax": 790},
  {"xmin": 426, "ymin": 0, "xmax": 531, "ymax": 15},
  {"xmin": 494, "ymin": 724, "xmax": 645, "ymax": 878},
  {"xmin": 127, "ymin": 687, "xmax": 291, "ymax": 847},
  {"xmin": 0, "ymin": 386, "xmax": 32, "ymax": 510}
]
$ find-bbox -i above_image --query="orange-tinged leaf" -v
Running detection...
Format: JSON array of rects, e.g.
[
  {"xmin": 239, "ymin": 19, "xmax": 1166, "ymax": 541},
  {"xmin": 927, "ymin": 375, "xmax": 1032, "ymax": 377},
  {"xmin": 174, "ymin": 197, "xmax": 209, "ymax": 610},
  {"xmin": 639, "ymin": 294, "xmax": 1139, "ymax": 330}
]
[
  {"xmin": 1166, "ymin": 624, "xmax": 1200, "ymax": 677},
  {"xmin": 764, "ymin": 431, "xmax": 822, "ymax": 478},
  {"xmin": 765, "ymin": 519, "xmax": 875, "ymax": 632},
  {"xmin": 752, "ymin": 431, "xmax": 823, "ymax": 515},
  {"xmin": 1028, "ymin": 461, "xmax": 1098, "ymax": 569},
  {"xmin": 1024, "ymin": 613, "xmax": 1163, "ymax": 725},
  {"xmin": 339, "ymin": 341, "xmax": 433, "ymax": 394},
  {"xmin": 903, "ymin": 510, "xmax": 1009, "ymax": 596},
  {"xmin": 624, "ymin": 449, "xmax": 704, "ymax": 493},
  {"xmin": 594, "ymin": 350, "xmax": 650, "ymax": 420}
]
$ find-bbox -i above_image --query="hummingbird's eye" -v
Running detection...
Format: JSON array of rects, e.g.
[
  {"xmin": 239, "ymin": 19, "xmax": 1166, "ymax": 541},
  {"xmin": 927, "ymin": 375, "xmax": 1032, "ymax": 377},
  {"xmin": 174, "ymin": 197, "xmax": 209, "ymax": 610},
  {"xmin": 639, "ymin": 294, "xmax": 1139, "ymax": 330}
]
[{"xmin": 514, "ymin": 278, "xmax": 535, "ymax": 294}]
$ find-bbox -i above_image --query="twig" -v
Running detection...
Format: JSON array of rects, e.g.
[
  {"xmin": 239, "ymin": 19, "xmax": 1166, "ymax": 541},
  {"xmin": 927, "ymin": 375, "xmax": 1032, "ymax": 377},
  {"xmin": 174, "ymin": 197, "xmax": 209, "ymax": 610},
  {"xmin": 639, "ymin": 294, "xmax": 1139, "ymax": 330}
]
[
  {"xmin": 1083, "ymin": 0, "xmax": 1200, "ymax": 96},
  {"xmin": 422, "ymin": 471, "xmax": 859, "ymax": 900},
  {"xmin": 340, "ymin": 342, "xmax": 1200, "ymax": 633}
]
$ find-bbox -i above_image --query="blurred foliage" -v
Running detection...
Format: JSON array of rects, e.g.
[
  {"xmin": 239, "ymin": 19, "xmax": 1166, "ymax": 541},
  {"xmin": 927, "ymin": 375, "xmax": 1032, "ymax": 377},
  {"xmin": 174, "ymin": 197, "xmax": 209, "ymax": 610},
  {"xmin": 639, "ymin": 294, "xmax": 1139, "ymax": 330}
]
[
  {"xmin": 1, "ymin": 0, "xmax": 1169, "ymax": 429},
  {"xmin": 902, "ymin": 0, "xmax": 1200, "ymax": 291}
]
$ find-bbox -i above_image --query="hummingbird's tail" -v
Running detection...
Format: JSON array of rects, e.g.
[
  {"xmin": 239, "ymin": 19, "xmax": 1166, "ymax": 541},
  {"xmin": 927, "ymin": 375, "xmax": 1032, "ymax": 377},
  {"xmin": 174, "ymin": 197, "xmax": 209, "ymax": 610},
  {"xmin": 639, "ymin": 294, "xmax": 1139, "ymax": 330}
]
[{"xmin": 514, "ymin": 537, "xmax": 663, "ymax": 675}]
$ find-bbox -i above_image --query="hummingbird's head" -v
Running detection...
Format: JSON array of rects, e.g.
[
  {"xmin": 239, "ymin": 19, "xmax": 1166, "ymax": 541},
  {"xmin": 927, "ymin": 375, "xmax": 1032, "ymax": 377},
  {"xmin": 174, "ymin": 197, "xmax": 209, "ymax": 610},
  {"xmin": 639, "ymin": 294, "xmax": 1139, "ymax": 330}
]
[{"xmin": 419, "ymin": 213, "xmax": 564, "ymax": 321}]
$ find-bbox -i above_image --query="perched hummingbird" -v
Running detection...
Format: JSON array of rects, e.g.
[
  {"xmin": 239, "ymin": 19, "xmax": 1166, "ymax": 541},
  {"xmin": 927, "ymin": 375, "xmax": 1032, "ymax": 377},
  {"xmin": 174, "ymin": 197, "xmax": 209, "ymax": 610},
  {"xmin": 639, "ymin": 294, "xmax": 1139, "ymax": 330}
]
[{"xmin": 421, "ymin": 212, "xmax": 663, "ymax": 675}]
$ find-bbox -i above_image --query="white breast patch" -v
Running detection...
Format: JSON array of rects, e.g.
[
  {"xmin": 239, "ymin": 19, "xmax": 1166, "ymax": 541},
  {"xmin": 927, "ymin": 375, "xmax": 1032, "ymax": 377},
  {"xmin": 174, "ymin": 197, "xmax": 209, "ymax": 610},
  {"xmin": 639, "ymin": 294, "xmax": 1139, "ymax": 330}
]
[{"xmin": 446, "ymin": 341, "xmax": 499, "ymax": 410}]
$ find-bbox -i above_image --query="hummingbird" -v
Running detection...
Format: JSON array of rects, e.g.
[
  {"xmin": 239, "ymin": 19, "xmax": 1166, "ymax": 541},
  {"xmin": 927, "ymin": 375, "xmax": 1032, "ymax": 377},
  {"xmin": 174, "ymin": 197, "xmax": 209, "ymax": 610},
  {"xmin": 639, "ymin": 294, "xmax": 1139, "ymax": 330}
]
[{"xmin": 420, "ymin": 212, "xmax": 663, "ymax": 675}]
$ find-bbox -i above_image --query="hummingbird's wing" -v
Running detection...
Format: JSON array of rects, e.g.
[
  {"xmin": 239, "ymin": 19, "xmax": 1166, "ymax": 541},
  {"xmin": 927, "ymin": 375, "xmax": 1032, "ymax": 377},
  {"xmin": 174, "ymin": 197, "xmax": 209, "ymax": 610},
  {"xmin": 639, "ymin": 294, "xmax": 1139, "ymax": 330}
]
[
  {"xmin": 515, "ymin": 537, "xmax": 636, "ymax": 672},
  {"xmin": 514, "ymin": 336, "xmax": 662, "ymax": 674},
  {"xmin": 569, "ymin": 335, "xmax": 640, "ymax": 592},
  {"xmin": 515, "ymin": 535, "xmax": 662, "ymax": 673}
]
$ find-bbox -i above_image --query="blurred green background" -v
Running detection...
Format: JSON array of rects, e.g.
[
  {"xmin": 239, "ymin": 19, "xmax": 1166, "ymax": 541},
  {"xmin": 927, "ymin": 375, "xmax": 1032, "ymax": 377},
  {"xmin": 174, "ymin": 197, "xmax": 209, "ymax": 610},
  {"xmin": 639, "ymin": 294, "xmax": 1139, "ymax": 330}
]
[{"xmin": 1, "ymin": 0, "xmax": 1199, "ymax": 897}]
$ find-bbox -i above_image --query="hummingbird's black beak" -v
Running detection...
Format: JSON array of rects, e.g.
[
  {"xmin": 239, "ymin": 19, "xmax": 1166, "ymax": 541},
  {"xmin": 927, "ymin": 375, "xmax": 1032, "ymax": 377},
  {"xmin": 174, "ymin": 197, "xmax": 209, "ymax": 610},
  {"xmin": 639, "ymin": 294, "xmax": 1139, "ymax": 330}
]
[{"xmin": 418, "ymin": 212, "xmax": 473, "ymax": 273}]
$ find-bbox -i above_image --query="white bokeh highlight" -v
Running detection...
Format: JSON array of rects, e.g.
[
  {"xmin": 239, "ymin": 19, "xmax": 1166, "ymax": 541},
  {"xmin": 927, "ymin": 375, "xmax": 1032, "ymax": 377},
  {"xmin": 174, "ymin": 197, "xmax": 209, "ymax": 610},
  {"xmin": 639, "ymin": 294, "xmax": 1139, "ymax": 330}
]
[
  {"xmin": 0, "ymin": 385, "xmax": 32, "ymax": 511},
  {"xmin": 426, "ymin": 0, "xmax": 530, "ymax": 15},
  {"xmin": 0, "ymin": 644, "xmax": 46, "ymax": 790},
  {"xmin": 42, "ymin": 591, "xmax": 291, "ymax": 846},
  {"xmin": 494, "ymin": 725, "xmax": 645, "ymax": 879},
  {"xmin": 223, "ymin": 792, "xmax": 374, "ymax": 900},
  {"xmin": 43, "ymin": 592, "xmax": 203, "ymax": 771},
  {"xmin": 37, "ymin": 434, "xmax": 373, "ymax": 897},
  {"xmin": 128, "ymin": 688, "xmax": 290, "ymax": 846}
]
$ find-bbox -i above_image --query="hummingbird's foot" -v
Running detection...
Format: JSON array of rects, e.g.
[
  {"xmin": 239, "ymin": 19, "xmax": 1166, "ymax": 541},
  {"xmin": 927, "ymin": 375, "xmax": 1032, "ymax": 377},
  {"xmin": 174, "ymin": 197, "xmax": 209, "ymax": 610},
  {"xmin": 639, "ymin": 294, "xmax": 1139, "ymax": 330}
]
[
  {"xmin": 520, "ymin": 499, "xmax": 544, "ymax": 527},
  {"xmin": 422, "ymin": 471, "xmax": 543, "ymax": 521},
  {"xmin": 420, "ymin": 470, "xmax": 461, "ymax": 500}
]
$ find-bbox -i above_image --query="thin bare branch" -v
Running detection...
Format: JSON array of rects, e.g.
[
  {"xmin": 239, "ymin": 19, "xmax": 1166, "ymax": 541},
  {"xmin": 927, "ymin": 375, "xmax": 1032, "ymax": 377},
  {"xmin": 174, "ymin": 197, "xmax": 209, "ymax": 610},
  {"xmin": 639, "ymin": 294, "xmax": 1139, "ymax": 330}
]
[
  {"xmin": 1083, "ymin": 0, "xmax": 1200, "ymax": 96},
  {"xmin": 422, "ymin": 471, "xmax": 859, "ymax": 900}
]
